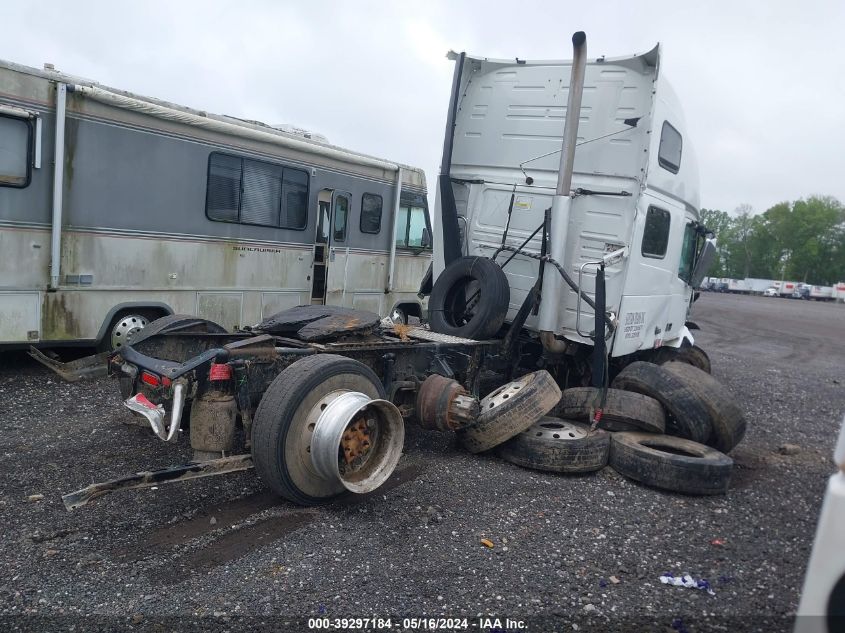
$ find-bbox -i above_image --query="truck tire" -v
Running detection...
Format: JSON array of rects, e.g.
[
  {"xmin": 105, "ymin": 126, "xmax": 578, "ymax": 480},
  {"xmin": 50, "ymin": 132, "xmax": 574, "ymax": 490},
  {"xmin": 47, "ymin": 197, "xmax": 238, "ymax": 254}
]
[
  {"xmin": 428, "ymin": 256, "xmax": 509, "ymax": 340},
  {"xmin": 611, "ymin": 361, "xmax": 712, "ymax": 444},
  {"xmin": 499, "ymin": 417, "xmax": 610, "ymax": 473},
  {"xmin": 609, "ymin": 432, "xmax": 733, "ymax": 495},
  {"xmin": 553, "ymin": 387, "xmax": 665, "ymax": 433},
  {"xmin": 662, "ymin": 362, "xmax": 747, "ymax": 453},
  {"xmin": 252, "ymin": 354, "xmax": 386, "ymax": 505},
  {"xmin": 457, "ymin": 370, "xmax": 561, "ymax": 453},
  {"xmin": 651, "ymin": 345, "xmax": 712, "ymax": 374}
]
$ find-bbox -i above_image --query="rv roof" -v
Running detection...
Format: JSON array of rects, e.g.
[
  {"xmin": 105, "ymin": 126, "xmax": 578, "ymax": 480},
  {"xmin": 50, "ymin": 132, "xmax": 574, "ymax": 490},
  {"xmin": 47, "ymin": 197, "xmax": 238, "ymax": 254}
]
[{"xmin": 0, "ymin": 58, "xmax": 425, "ymax": 177}]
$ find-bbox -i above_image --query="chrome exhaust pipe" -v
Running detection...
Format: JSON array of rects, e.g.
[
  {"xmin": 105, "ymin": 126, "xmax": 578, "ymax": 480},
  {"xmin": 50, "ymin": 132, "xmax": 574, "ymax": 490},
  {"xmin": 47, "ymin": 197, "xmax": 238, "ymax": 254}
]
[{"xmin": 539, "ymin": 31, "xmax": 588, "ymax": 350}]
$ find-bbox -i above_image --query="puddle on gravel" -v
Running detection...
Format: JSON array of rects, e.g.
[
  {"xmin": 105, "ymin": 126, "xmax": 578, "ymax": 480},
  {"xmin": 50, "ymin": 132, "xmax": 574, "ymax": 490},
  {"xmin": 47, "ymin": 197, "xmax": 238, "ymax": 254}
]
[{"xmin": 114, "ymin": 463, "xmax": 425, "ymax": 581}]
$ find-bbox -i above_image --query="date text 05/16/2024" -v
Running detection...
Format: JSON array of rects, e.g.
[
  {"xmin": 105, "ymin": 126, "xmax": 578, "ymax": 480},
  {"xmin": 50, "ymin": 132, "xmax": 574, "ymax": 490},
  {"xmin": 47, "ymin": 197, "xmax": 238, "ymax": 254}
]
[{"xmin": 306, "ymin": 617, "xmax": 527, "ymax": 630}]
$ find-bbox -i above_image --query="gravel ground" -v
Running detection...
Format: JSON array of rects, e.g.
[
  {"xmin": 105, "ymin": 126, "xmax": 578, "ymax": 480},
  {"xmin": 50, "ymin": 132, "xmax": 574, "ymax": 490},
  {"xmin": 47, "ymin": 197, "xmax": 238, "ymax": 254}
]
[{"xmin": 1, "ymin": 293, "xmax": 844, "ymax": 632}]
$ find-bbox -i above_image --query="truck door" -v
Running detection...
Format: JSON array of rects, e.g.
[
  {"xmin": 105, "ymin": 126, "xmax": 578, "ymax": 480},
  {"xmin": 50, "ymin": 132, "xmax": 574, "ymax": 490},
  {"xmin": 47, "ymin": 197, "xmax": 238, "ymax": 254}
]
[{"xmin": 311, "ymin": 189, "xmax": 350, "ymax": 305}]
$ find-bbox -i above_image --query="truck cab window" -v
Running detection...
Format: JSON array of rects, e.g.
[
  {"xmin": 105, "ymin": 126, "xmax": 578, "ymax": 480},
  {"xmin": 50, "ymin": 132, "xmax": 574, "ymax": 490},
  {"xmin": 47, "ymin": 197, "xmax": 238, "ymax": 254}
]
[
  {"xmin": 658, "ymin": 121, "xmax": 682, "ymax": 174},
  {"xmin": 0, "ymin": 115, "xmax": 32, "ymax": 188},
  {"xmin": 642, "ymin": 206, "xmax": 670, "ymax": 259},
  {"xmin": 678, "ymin": 223, "xmax": 697, "ymax": 282},
  {"xmin": 407, "ymin": 207, "xmax": 427, "ymax": 247}
]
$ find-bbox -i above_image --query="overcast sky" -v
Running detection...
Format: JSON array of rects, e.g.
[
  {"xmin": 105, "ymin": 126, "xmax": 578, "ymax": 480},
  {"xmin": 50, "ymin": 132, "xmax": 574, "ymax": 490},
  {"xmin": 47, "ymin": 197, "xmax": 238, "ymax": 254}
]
[{"xmin": 2, "ymin": 0, "xmax": 843, "ymax": 216}]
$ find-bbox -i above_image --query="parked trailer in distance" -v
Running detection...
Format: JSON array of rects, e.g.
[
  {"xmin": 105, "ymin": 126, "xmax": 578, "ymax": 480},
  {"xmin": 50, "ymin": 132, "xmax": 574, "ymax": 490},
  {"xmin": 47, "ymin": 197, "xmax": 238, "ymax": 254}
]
[
  {"xmin": 727, "ymin": 279, "xmax": 750, "ymax": 294},
  {"xmin": 745, "ymin": 278, "xmax": 776, "ymax": 294},
  {"xmin": 779, "ymin": 281, "xmax": 800, "ymax": 297},
  {"xmin": 833, "ymin": 283, "xmax": 845, "ymax": 302},
  {"xmin": 808, "ymin": 285, "xmax": 834, "ymax": 301},
  {"xmin": 0, "ymin": 59, "xmax": 432, "ymax": 350}
]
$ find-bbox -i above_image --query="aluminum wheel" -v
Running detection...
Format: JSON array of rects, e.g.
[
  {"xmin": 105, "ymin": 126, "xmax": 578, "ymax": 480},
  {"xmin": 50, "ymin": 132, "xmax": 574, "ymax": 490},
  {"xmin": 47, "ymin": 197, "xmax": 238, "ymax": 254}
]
[{"xmin": 110, "ymin": 314, "xmax": 150, "ymax": 349}]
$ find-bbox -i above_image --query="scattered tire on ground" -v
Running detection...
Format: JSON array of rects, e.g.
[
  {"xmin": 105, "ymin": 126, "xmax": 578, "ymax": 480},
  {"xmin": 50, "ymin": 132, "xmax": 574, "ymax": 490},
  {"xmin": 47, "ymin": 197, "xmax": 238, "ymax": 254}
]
[
  {"xmin": 662, "ymin": 361, "xmax": 747, "ymax": 453},
  {"xmin": 457, "ymin": 370, "xmax": 561, "ymax": 454},
  {"xmin": 553, "ymin": 387, "xmax": 666, "ymax": 433},
  {"xmin": 428, "ymin": 256, "xmax": 509, "ymax": 340},
  {"xmin": 498, "ymin": 416, "xmax": 610, "ymax": 473},
  {"xmin": 611, "ymin": 361, "xmax": 713, "ymax": 444},
  {"xmin": 650, "ymin": 344, "xmax": 712, "ymax": 373},
  {"xmin": 609, "ymin": 432, "xmax": 733, "ymax": 495}
]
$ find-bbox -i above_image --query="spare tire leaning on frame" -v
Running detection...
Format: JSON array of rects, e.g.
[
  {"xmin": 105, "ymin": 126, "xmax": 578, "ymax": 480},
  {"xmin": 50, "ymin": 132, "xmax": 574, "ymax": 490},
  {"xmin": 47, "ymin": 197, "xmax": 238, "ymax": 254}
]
[{"xmin": 428, "ymin": 256, "xmax": 509, "ymax": 340}]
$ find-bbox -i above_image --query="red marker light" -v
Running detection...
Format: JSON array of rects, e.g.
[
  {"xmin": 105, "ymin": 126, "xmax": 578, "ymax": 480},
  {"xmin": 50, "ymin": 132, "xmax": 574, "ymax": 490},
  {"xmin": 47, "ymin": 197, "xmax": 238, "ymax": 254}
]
[{"xmin": 140, "ymin": 371, "xmax": 161, "ymax": 387}]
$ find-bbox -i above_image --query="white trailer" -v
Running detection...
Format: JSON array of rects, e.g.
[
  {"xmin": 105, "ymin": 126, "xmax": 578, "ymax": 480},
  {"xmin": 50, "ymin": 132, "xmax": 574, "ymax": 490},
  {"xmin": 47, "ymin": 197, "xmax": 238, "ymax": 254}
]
[
  {"xmin": 834, "ymin": 283, "xmax": 845, "ymax": 302},
  {"xmin": 727, "ymin": 279, "xmax": 750, "ymax": 293},
  {"xmin": 779, "ymin": 281, "xmax": 800, "ymax": 297},
  {"xmin": 808, "ymin": 285, "xmax": 834, "ymax": 301},
  {"xmin": 745, "ymin": 278, "xmax": 776, "ymax": 294},
  {"xmin": 0, "ymin": 60, "xmax": 432, "ymax": 349}
]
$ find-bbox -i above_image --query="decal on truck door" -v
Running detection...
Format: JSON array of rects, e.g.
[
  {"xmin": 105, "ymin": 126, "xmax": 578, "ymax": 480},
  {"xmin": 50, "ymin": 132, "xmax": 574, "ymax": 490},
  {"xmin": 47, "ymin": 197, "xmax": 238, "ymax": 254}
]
[{"xmin": 623, "ymin": 311, "xmax": 646, "ymax": 340}]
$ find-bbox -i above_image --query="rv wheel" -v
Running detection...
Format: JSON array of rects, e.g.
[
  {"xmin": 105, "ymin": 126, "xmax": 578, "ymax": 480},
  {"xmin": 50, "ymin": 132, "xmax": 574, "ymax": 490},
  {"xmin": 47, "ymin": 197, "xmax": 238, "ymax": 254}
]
[
  {"xmin": 611, "ymin": 361, "xmax": 713, "ymax": 444},
  {"xmin": 662, "ymin": 362, "xmax": 747, "ymax": 453},
  {"xmin": 609, "ymin": 432, "xmax": 733, "ymax": 495},
  {"xmin": 457, "ymin": 370, "xmax": 560, "ymax": 453},
  {"xmin": 498, "ymin": 417, "xmax": 610, "ymax": 473},
  {"xmin": 428, "ymin": 256, "xmax": 509, "ymax": 340},
  {"xmin": 252, "ymin": 354, "xmax": 404, "ymax": 505}
]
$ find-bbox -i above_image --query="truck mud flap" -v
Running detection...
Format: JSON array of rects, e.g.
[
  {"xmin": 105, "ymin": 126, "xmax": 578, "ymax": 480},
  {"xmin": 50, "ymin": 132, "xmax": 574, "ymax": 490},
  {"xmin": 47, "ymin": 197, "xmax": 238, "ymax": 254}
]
[{"xmin": 27, "ymin": 347, "xmax": 110, "ymax": 382}]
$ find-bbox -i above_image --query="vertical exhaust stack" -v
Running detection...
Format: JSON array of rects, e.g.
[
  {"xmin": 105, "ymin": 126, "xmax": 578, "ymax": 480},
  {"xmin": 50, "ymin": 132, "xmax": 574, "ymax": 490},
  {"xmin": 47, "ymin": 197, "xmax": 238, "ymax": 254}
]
[{"xmin": 538, "ymin": 31, "xmax": 588, "ymax": 351}]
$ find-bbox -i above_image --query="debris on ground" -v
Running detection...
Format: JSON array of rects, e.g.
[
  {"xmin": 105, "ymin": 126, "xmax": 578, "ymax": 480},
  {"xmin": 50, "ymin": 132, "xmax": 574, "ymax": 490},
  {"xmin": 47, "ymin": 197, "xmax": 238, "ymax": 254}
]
[
  {"xmin": 659, "ymin": 573, "xmax": 716, "ymax": 596},
  {"xmin": 778, "ymin": 443, "xmax": 801, "ymax": 455},
  {"xmin": 26, "ymin": 493, "xmax": 44, "ymax": 502},
  {"xmin": 480, "ymin": 538, "xmax": 494, "ymax": 549}
]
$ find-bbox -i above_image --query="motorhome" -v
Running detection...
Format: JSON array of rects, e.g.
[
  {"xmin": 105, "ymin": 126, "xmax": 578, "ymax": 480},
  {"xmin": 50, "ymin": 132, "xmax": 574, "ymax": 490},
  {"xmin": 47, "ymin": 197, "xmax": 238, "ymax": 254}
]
[
  {"xmin": 0, "ymin": 60, "xmax": 432, "ymax": 349},
  {"xmin": 427, "ymin": 38, "xmax": 714, "ymax": 362}
]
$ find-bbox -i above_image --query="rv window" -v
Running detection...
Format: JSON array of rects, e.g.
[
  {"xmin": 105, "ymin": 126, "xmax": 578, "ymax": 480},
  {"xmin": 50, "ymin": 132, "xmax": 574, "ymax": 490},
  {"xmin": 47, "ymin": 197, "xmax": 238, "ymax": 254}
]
[
  {"xmin": 407, "ymin": 207, "xmax": 427, "ymax": 247},
  {"xmin": 206, "ymin": 152, "xmax": 309, "ymax": 229},
  {"xmin": 394, "ymin": 206, "xmax": 410, "ymax": 246},
  {"xmin": 360, "ymin": 193, "xmax": 383, "ymax": 234},
  {"xmin": 642, "ymin": 206, "xmax": 671, "ymax": 259},
  {"xmin": 334, "ymin": 195, "xmax": 349, "ymax": 242},
  {"xmin": 658, "ymin": 121, "xmax": 682, "ymax": 174},
  {"xmin": 678, "ymin": 223, "xmax": 697, "ymax": 282},
  {"xmin": 241, "ymin": 159, "xmax": 282, "ymax": 226},
  {"xmin": 281, "ymin": 168, "xmax": 308, "ymax": 229},
  {"xmin": 206, "ymin": 153, "xmax": 241, "ymax": 222},
  {"xmin": 0, "ymin": 114, "xmax": 32, "ymax": 188}
]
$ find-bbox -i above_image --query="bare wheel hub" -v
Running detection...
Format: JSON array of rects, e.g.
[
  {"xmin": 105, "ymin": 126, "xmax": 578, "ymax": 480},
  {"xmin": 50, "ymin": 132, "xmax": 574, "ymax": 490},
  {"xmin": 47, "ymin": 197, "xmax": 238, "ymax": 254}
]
[
  {"xmin": 309, "ymin": 391, "xmax": 404, "ymax": 494},
  {"xmin": 530, "ymin": 419, "xmax": 589, "ymax": 441}
]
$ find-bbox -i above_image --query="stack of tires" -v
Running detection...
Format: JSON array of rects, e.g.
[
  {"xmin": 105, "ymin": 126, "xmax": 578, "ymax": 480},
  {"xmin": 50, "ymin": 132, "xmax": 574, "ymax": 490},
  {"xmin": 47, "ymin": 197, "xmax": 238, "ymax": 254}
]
[{"xmin": 457, "ymin": 360, "xmax": 746, "ymax": 496}]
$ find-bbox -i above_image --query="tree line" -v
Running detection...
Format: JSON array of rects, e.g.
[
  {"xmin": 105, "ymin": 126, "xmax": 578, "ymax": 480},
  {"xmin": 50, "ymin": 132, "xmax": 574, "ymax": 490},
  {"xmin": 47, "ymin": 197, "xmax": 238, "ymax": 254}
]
[{"xmin": 700, "ymin": 196, "xmax": 845, "ymax": 285}]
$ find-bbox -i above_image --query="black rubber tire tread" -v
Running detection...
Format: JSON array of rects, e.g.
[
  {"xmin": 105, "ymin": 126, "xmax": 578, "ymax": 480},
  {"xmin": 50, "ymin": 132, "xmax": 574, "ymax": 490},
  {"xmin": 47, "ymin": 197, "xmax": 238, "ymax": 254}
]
[
  {"xmin": 553, "ymin": 387, "xmax": 665, "ymax": 433},
  {"xmin": 129, "ymin": 314, "xmax": 227, "ymax": 346},
  {"xmin": 662, "ymin": 362, "xmax": 747, "ymax": 453},
  {"xmin": 252, "ymin": 354, "xmax": 386, "ymax": 506},
  {"xmin": 499, "ymin": 417, "xmax": 610, "ymax": 473},
  {"xmin": 611, "ymin": 361, "xmax": 712, "ymax": 444},
  {"xmin": 609, "ymin": 432, "xmax": 733, "ymax": 495},
  {"xmin": 457, "ymin": 370, "xmax": 561, "ymax": 454},
  {"xmin": 428, "ymin": 256, "xmax": 509, "ymax": 340},
  {"xmin": 651, "ymin": 345, "xmax": 712, "ymax": 374}
]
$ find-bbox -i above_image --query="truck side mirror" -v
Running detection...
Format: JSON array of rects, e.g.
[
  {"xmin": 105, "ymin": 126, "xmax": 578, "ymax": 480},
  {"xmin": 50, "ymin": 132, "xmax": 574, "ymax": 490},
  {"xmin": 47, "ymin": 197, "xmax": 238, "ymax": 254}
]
[
  {"xmin": 421, "ymin": 228, "xmax": 432, "ymax": 248},
  {"xmin": 690, "ymin": 238, "xmax": 717, "ymax": 288}
]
